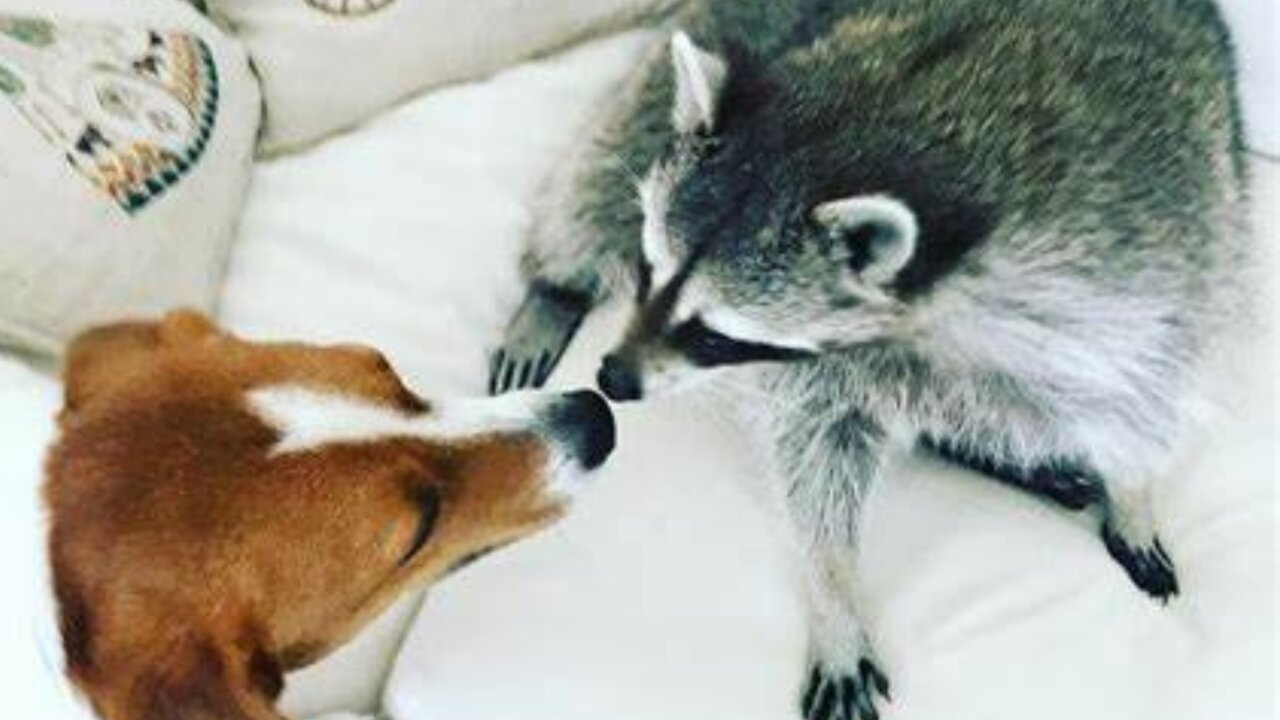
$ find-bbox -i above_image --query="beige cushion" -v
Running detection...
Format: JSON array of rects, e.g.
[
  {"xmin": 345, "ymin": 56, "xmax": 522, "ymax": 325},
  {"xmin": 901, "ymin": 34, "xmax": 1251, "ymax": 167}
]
[
  {"xmin": 0, "ymin": 0, "xmax": 260, "ymax": 357},
  {"xmin": 204, "ymin": 0, "xmax": 681, "ymax": 153}
]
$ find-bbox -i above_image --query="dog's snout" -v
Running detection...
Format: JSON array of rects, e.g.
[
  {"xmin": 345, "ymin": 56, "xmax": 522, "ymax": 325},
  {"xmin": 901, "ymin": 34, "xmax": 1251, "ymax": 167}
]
[
  {"xmin": 597, "ymin": 354, "xmax": 643, "ymax": 402},
  {"xmin": 545, "ymin": 390, "xmax": 616, "ymax": 470}
]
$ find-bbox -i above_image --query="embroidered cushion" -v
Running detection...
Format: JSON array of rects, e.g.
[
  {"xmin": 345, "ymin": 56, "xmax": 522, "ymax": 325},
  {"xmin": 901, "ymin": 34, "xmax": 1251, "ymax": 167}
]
[
  {"xmin": 0, "ymin": 0, "xmax": 260, "ymax": 357},
  {"xmin": 201, "ymin": 0, "xmax": 682, "ymax": 153}
]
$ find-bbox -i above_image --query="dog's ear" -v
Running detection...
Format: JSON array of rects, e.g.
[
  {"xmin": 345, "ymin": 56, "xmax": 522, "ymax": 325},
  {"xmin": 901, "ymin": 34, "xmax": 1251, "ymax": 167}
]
[
  {"xmin": 131, "ymin": 641, "xmax": 285, "ymax": 720},
  {"xmin": 62, "ymin": 321, "xmax": 162, "ymax": 416},
  {"xmin": 62, "ymin": 310, "xmax": 219, "ymax": 417}
]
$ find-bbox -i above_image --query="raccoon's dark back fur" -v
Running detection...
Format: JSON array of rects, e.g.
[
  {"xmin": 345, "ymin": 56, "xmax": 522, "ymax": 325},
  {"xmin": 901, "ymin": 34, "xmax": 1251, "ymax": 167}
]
[{"xmin": 692, "ymin": 0, "xmax": 1245, "ymax": 292}]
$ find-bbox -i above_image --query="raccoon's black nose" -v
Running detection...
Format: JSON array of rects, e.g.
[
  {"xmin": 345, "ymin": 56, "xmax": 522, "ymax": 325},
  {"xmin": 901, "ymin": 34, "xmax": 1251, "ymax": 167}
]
[
  {"xmin": 545, "ymin": 390, "xmax": 616, "ymax": 470},
  {"xmin": 597, "ymin": 354, "xmax": 643, "ymax": 402}
]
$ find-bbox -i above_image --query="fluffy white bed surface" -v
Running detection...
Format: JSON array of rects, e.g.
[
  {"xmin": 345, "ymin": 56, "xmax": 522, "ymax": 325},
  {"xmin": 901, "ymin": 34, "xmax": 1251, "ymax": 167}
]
[
  {"xmin": 219, "ymin": 24, "xmax": 1277, "ymax": 720},
  {"xmin": 0, "ymin": 357, "xmax": 68, "ymax": 719}
]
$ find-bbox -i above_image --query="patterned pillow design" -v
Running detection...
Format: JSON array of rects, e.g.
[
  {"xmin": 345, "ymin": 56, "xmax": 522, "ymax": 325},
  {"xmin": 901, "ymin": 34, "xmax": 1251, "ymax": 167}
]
[
  {"xmin": 302, "ymin": 0, "xmax": 396, "ymax": 17},
  {"xmin": 0, "ymin": 4, "xmax": 259, "ymax": 358},
  {"xmin": 0, "ymin": 15, "xmax": 219, "ymax": 212}
]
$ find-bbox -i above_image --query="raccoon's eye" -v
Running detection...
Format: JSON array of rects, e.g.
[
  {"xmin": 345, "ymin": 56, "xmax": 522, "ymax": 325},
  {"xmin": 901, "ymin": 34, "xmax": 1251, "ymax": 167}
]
[
  {"xmin": 670, "ymin": 318, "xmax": 735, "ymax": 364},
  {"xmin": 670, "ymin": 317, "xmax": 812, "ymax": 367}
]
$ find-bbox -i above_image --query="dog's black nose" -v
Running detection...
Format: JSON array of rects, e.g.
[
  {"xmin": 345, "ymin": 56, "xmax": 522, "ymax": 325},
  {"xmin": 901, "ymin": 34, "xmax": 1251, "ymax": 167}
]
[
  {"xmin": 545, "ymin": 390, "xmax": 616, "ymax": 470},
  {"xmin": 597, "ymin": 354, "xmax": 643, "ymax": 402}
]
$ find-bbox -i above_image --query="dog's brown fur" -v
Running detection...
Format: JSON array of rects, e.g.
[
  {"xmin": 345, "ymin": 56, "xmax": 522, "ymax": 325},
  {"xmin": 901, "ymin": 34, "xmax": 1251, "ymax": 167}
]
[{"xmin": 46, "ymin": 311, "xmax": 578, "ymax": 720}]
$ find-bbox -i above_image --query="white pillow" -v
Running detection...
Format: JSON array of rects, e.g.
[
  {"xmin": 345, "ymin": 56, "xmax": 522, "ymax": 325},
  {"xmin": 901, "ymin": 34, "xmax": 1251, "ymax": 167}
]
[
  {"xmin": 0, "ymin": 356, "xmax": 65, "ymax": 720},
  {"xmin": 0, "ymin": 0, "xmax": 260, "ymax": 358},
  {"xmin": 202, "ymin": 0, "xmax": 681, "ymax": 153}
]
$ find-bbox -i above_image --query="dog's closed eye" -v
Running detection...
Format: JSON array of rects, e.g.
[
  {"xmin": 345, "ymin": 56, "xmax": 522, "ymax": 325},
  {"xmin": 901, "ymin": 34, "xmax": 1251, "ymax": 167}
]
[{"xmin": 399, "ymin": 488, "xmax": 441, "ymax": 566}]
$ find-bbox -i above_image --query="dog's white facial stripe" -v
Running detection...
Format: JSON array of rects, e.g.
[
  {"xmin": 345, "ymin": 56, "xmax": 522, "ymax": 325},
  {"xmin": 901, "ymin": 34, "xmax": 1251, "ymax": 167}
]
[
  {"xmin": 247, "ymin": 386, "xmax": 597, "ymax": 501},
  {"xmin": 247, "ymin": 385, "xmax": 540, "ymax": 455}
]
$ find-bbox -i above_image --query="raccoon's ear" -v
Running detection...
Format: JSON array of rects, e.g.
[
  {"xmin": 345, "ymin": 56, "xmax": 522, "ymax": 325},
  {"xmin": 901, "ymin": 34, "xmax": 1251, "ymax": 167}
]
[
  {"xmin": 814, "ymin": 195, "xmax": 919, "ymax": 286},
  {"xmin": 671, "ymin": 31, "xmax": 727, "ymax": 134}
]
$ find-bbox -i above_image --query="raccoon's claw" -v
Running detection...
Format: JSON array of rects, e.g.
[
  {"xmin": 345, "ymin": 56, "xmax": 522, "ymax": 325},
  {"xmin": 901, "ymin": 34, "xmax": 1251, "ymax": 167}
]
[
  {"xmin": 489, "ymin": 282, "xmax": 592, "ymax": 395},
  {"xmin": 488, "ymin": 349, "xmax": 555, "ymax": 395},
  {"xmin": 1102, "ymin": 527, "xmax": 1180, "ymax": 601},
  {"xmin": 801, "ymin": 659, "xmax": 890, "ymax": 720}
]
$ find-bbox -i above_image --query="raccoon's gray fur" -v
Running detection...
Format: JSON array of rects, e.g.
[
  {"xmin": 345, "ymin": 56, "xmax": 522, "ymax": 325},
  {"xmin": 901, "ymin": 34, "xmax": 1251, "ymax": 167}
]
[{"xmin": 489, "ymin": 1, "xmax": 1249, "ymax": 717}]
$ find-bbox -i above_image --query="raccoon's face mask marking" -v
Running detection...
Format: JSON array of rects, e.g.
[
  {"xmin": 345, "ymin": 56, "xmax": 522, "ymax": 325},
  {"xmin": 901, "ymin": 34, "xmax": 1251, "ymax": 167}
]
[
  {"xmin": 637, "ymin": 33, "xmax": 727, "ymax": 291},
  {"xmin": 603, "ymin": 33, "xmax": 925, "ymax": 403},
  {"xmin": 598, "ymin": 301, "xmax": 815, "ymax": 402}
]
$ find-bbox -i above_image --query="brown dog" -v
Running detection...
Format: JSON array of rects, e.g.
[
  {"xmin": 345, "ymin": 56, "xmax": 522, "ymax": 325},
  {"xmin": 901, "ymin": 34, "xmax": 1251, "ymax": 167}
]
[{"xmin": 44, "ymin": 310, "xmax": 615, "ymax": 720}]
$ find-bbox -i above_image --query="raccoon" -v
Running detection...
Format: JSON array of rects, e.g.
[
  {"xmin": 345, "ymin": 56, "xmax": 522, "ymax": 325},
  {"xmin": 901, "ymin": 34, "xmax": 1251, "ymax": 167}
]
[{"xmin": 489, "ymin": 1, "xmax": 1249, "ymax": 718}]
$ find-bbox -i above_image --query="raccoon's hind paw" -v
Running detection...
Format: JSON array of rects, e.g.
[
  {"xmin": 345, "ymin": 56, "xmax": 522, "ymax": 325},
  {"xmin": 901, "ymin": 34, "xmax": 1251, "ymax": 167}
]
[
  {"xmin": 801, "ymin": 658, "xmax": 890, "ymax": 720},
  {"xmin": 490, "ymin": 282, "xmax": 592, "ymax": 394},
  {"xmin": 1102, "ymin": 526, "xmax": 1180, "ymax": 601}
]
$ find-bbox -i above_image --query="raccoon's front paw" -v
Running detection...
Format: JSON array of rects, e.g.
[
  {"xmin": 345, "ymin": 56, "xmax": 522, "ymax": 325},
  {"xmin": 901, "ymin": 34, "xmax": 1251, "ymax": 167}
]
[
  {"xmin": 489, "ymin": 282, "xmax": 592, "ymax": 394},
  {"xmin": 800, "ymin": 658, "xmax": 890, "ymax": 720},
  {"xmin": 1102, "ymin": 525, "xmax": 1179, "ymax": 601}
]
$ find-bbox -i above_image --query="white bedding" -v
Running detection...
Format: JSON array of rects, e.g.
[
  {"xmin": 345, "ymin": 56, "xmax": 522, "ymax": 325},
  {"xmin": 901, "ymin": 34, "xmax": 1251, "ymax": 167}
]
[
  {"xmin": 0, "ymin": 357, "xmax": 66, "ymax": 720},
  {"xmin": 3, "ymin": 7, "xmax": 1276, "ymax": 720},
  {"xmin": 218, "ymin": 24, "xmax": 1278, "ymax": 720}
]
